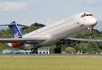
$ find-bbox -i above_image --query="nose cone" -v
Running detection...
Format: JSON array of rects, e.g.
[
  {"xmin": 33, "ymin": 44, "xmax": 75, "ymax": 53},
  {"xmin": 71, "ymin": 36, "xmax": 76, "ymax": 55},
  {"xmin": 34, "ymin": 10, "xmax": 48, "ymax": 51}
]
[
  {"xmin": 91, "ymin": 18, "xmax": 97, "ymax": 25},
  {"xmin": 86, "ymin": 17, "xmax": 97, "ymax": 27}
]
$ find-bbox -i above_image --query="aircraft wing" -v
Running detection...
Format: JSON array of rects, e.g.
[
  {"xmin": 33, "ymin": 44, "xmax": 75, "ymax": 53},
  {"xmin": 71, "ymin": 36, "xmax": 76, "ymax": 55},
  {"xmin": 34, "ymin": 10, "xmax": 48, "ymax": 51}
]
[
  {"xmin": 59, "ymin": 38, "xmax": 102, "ymax": 44},
  {"xmin": 0, "ymin": 37, "xmax": 46, "ymax": 44}
]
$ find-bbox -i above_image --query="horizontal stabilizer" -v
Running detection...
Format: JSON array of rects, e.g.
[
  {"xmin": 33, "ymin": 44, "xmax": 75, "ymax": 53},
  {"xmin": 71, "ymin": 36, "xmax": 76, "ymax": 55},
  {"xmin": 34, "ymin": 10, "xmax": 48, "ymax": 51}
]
[
  {"xmin": 0, "ymin": 21, "xmax": 34, "ymax": 38},
  {"xmin": 17, "ymin": 24, "xmax": 31, "ymax": 28},
  {"xmin": 0, "ymin": 24, "xmax": 32, "ymax": 28},
  {"xmin": 0, "ymin": 23, "xmax": 32, "ymax": 28},
  {"xmin": 0, "ymin": 24, "xmax": 15, "ymax": 26}
]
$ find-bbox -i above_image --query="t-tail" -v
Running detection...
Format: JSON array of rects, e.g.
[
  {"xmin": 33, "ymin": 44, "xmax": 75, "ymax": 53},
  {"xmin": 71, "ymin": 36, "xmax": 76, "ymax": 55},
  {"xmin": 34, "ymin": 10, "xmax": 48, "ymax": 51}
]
[
  {"xmin": 0, "ymin": 21, "xmax": 31, "ymax": 38},
  {"xmin": 8, "ymin": 21, "xmax": 22, "ymax": 38}
]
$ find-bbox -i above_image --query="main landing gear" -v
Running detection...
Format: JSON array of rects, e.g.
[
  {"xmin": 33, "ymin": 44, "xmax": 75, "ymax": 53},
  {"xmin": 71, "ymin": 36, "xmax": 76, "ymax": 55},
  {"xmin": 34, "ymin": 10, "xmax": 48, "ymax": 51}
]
[
  {"xmin": 31, "ymin": 44, "xmax": 38, "ymax": 54},
  {"xmin": 31, "ymin": 48, "xmax": 38, "ymax": 54},
  {"xmin": 54, "ymin": 44, "xmax": 61, "ymax": 54}
]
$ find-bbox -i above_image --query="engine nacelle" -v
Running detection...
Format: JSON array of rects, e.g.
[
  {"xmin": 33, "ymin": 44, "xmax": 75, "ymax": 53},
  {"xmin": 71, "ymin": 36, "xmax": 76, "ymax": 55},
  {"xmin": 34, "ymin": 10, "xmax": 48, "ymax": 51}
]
[
  {"xmin": 7, "ymin": 43, "xmax": 23, "ymax": 48},
  {"xmin": 7, "ymin": 43, "xmax": 33, "ymax": 50},
  {"xmin": 7, "ymin": 43, "xmax": 13, "ymax": 48}
]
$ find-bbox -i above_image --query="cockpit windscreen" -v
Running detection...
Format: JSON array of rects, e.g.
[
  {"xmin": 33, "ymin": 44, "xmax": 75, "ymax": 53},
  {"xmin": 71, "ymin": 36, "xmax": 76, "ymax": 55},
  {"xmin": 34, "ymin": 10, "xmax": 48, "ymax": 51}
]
[
  {"xmin": 86, "ymin": 14, "xmax": 93, "ymax": 16},
  {"xmin": 81, "ymin": 13, "xmax": 93, "ymax": 18}
]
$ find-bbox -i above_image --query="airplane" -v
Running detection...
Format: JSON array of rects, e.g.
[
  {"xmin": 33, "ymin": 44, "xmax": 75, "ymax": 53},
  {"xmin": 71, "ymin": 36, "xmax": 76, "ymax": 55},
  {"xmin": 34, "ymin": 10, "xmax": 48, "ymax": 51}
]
[{"xmin": 0, "ymin": 12, "xmax": 101, "ymax": 54}]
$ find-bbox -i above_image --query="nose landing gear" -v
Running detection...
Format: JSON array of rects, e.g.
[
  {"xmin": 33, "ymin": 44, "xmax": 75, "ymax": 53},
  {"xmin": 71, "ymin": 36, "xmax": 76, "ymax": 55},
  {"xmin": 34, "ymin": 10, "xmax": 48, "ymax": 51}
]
[
  {"xmin": 89, "ymin": 29, "xmax": 93, "ymax": 35},
  {"xmin": 88, "ymin": 27, "xmax": 93, "ymax": 35}
]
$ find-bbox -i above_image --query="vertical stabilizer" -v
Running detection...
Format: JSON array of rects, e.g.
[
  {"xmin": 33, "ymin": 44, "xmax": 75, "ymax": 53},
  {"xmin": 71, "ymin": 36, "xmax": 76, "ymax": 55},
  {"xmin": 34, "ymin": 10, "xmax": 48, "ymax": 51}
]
[{"xmin": 8, "ymin": 21, "xmax": 22, "ymax": 38}]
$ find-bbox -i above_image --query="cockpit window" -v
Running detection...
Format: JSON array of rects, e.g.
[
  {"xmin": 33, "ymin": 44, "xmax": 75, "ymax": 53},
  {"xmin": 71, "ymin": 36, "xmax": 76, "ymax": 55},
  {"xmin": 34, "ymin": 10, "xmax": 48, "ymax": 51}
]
[
  {"xmin": 81, "ymin": 13, "xmax": 86, "ymax": 18},
  {"xmin": 86, "ymin": 14, "xmax": 93, "ymax": 16},
  {"xmin": 81, "ymin": 13, "xmax": 93, "ymax": 18},
  {"xmin": 81, "ymin": 15, "xmax": 84, "ymax": 18}
]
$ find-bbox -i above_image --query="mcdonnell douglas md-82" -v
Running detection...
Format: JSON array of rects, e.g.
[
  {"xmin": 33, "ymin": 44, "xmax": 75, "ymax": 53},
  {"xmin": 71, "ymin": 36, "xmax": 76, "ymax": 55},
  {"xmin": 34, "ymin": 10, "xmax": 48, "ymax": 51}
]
[{"xmin": 0, "ymin": 12, "xmax": 101, "ymax": 54}]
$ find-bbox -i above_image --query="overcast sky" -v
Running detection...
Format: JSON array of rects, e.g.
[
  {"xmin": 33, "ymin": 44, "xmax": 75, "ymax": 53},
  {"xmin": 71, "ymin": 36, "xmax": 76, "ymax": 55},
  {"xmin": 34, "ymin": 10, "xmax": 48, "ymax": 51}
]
[{"xmin": 0, "ymin": 0, "xmax": 102, "ymax": 28}]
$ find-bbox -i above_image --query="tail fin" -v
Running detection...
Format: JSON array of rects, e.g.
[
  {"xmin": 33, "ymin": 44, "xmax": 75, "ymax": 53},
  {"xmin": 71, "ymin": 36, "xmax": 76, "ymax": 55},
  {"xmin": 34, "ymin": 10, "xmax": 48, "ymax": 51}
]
[{"xmin": 8, "ymin": 21, "xmax": 22, "ymax": 38}]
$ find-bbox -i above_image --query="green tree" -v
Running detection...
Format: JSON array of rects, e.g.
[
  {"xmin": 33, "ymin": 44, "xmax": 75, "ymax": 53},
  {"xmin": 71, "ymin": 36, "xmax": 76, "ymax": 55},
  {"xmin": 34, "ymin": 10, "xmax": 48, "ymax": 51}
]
[
  {"xmin": 74, "ymin": 43, "xmax": 89, "ymax": 53},
  {"xmin": 65, "ymin": 47, "xmax": 76, "ymax": 54},
  {"xmin": 88, "ymin": 42, "xmax": 101, "ymax": 54}
]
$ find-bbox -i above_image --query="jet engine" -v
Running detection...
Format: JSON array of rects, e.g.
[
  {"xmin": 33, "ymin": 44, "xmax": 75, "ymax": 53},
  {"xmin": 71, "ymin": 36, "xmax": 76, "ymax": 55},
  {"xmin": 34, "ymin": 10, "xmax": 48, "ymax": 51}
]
[{"xmin": 7, "ymin": 43, "xmax": 22, "ymax": 48}]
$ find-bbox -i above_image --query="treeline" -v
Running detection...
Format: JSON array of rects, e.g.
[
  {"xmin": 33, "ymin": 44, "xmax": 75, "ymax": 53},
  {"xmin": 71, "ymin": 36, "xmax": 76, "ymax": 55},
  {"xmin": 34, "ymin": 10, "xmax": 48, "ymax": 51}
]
[
  {"xmin": 0, "ymin": 23, "xmax": 102, "ymax": 54},
  {"xmin": 20, "ymin": 23, "xmax": 45, "ymax": 34}
]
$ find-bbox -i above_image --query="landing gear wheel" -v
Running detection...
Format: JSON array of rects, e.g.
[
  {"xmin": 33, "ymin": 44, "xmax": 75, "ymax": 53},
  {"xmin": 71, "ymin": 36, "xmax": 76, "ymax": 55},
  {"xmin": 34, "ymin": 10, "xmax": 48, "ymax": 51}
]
[
  {"xmin": 89, "ymin": 31, "xmax": 93, "ymax": 35},
  {"xmin": 34, "ymin": 48, "xmax": 38, "ymax": 54},
  {"xmin": 31, "ymin": 48, "xmax": 38, "ymax": 54},
  {"xmin": 54, "ymin": 48, "xmax": 61, "ymax": 54},
  {"xmin": 31, "ymin": 48, "xmax": 34, "ymax": 54},
  {"xmin": 54, "ymin": 48, "xmax": 58, "ymax": 54},
  {"xmin": 88, "ymin": 28, "xmax": 93, "ymax": 35},
  {"xmin": 58, "ymin": 48, "xmax": 61, "ymax": 54}
]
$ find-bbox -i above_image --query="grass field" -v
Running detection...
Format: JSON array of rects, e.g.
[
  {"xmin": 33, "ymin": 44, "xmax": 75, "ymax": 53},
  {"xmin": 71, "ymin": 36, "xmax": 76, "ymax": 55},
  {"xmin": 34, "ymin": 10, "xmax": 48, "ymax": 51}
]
[{"xmin": 0, "ymin": 56, "xmax": 102, "ymax": 70}]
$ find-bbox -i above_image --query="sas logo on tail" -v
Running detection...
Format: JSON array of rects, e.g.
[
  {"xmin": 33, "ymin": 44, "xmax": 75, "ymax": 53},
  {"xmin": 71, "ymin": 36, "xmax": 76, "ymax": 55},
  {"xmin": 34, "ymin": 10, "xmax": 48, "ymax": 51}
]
[{"xmin": 14, "ymin": 32, "xmax": 19, "ymax": 38}]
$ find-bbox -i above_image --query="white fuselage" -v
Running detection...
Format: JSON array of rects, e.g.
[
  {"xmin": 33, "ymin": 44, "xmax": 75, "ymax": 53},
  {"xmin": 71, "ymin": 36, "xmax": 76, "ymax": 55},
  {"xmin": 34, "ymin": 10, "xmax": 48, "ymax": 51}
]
[{"xmin": 20, "ymin": 12, "xmax": 97, "ymax": 50}]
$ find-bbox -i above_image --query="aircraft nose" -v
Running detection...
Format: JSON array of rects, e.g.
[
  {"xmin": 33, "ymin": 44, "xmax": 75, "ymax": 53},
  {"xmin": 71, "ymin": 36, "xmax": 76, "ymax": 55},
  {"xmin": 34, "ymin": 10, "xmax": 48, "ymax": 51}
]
[
  {"xmin": 86, "ymin": 17, "xmax": 97, "ymax": 27},
  {"xmin": 92, "ymin": 18, "xmax": 97, "ymax": 25},
  {"xmin": 90, "ymin": 17, "xmax": 97, "ymax": 25}
]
